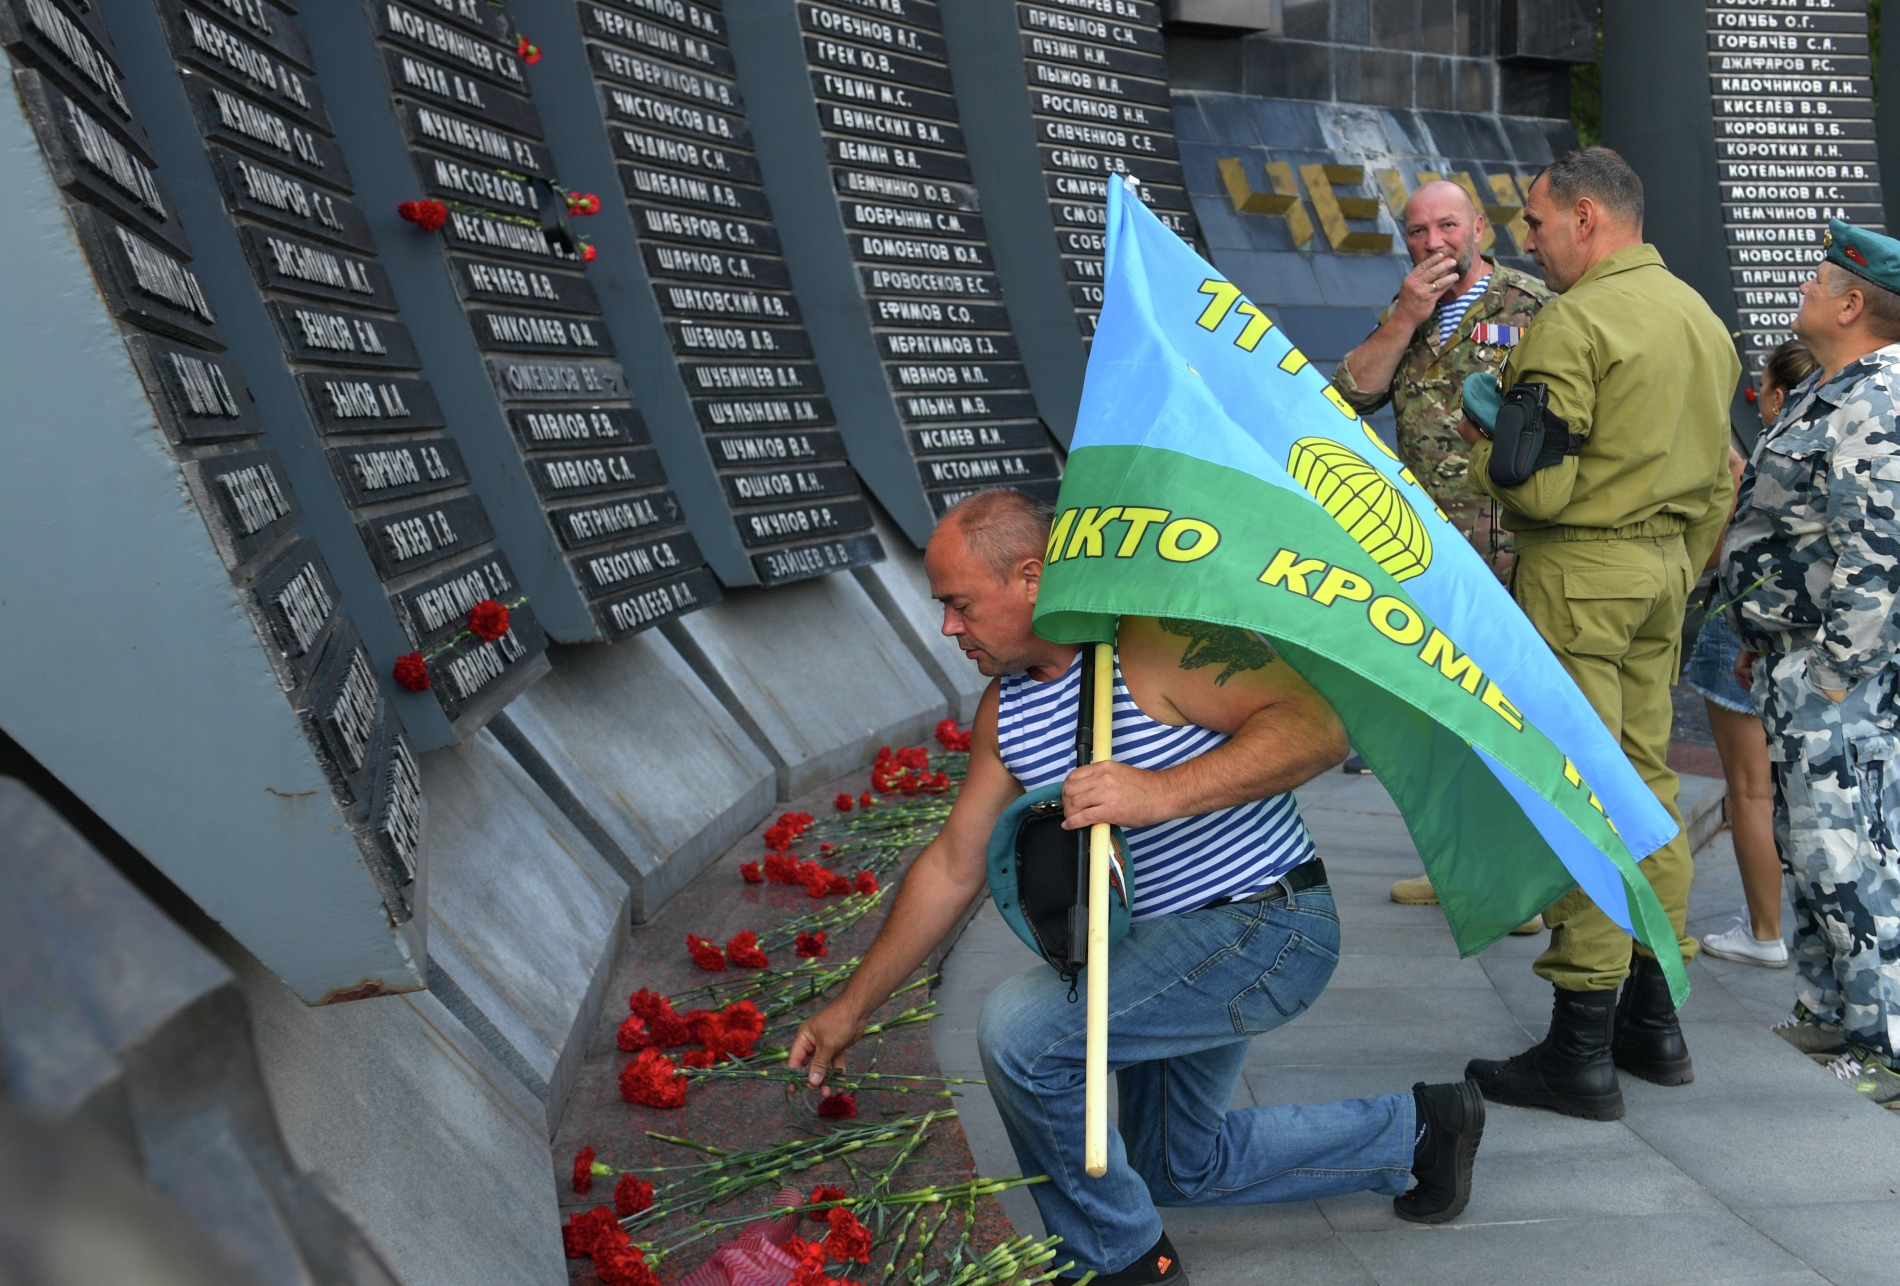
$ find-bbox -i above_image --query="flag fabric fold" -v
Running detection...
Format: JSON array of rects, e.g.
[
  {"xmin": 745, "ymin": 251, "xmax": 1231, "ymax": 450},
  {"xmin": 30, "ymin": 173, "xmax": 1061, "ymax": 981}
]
[{"xmin": 1034, "ymin": 179, "xmax": 1687, "ymax": 1001}]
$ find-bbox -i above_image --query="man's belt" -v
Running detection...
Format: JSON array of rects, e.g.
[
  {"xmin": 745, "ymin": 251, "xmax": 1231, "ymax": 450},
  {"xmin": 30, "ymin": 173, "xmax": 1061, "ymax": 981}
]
[{"xmin": 1205, "ymin": 858, "xmax": 1327, "ymax": 909}]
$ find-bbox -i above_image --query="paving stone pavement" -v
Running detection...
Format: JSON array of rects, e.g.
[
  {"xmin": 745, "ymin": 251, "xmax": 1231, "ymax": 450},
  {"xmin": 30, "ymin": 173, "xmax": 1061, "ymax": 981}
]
[{"xmin": 930, "ymin": 771, "xmax": 1900, "ymax": 1286}]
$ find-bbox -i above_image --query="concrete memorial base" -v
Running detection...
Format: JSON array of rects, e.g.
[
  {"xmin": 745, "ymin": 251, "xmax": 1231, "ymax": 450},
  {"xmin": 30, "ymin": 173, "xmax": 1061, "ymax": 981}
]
[
  {"xmin": 419, "ymin": 731, "xmax": 631, "ymax": 1134},
  {"xmin": 664, "ymin": 575, "xmax": 950, "ymax": 800},
  {"xmin": 493, "ymin": 635, "xmax": 778, "ymax": 923}
]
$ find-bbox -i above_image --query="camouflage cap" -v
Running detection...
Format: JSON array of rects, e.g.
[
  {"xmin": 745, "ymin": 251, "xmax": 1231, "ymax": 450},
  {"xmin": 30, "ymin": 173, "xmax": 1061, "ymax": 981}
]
[
  {"xmin": 1823, "ymin": 218, "xmax": 1900, "ymax": 293},
  {"xmin": 1461, "ymin": 370, "xmax": 1503, "ymax": 433}
]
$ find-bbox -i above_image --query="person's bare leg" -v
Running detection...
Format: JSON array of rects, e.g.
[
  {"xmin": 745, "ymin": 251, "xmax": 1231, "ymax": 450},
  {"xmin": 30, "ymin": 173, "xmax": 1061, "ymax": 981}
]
[{"xmin": 1707, "ymin": 701, "xmax": 1783, "ymax": 940}]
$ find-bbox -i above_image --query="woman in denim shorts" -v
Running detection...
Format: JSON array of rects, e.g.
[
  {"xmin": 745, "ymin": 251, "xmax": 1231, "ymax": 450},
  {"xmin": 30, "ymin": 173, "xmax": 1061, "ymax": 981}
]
[{"xmin": 1687, "ymin": 340, "xmax": 1818, "ymax": 967}]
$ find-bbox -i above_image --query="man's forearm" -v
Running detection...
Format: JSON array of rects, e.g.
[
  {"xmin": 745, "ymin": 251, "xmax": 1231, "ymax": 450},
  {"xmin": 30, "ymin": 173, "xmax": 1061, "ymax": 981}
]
[
  {"xmin": 830, "ymin": 840, "xmax": 985, "ymax": 1026},
  {"xmin": 1152, "ymin": 704, "xmax": 1346, "ymax": 816},
  {"xmin": 1340, "ymin": 315, "xmax": 1416, "ymax": 400}
]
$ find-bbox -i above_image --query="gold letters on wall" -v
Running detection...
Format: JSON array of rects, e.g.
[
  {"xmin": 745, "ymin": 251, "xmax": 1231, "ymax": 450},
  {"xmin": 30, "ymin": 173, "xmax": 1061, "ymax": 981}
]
[{"xmin": 1219, "ymin": 159, "xmax": 1531, "ymax": 258}]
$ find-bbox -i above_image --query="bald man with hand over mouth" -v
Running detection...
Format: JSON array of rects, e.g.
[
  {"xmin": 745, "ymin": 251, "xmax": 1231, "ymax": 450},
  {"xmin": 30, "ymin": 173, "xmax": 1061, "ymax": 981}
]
[{"xmin": 1331, "ymin": 180, "xmax": 1552, "ymax": 912}]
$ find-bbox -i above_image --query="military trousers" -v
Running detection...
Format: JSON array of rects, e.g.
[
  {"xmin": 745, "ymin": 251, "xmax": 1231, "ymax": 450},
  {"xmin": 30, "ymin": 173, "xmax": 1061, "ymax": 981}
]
[
  {"xmin": 1511, "ymin": 533, "xmax": 1700, "ymax": 991},
  {"xmin": 1756, "ymin": 649, "xmax": 1900, "ymax": 1061}
]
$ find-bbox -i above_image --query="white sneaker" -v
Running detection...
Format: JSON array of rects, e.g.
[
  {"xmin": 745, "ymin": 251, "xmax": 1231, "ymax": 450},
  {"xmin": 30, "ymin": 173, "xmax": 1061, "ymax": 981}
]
[{"xmin": 1701, "ymin": 918, "xmax": 1790, "ymax": 968}]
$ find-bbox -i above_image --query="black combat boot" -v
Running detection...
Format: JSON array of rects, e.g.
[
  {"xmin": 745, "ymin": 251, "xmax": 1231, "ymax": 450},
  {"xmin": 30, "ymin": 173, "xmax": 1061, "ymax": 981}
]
[
  {"xmin": 1613, "ymin": 952, "xmax": 1695, "ymax": 1085},
  {"xmin": 1394, "ymin": 1079, "xmax": 1486, "ymax": 1224},
  {"xmin": 1465, "ymin": 986, "xmax": 1624, "ymax": 1120}
]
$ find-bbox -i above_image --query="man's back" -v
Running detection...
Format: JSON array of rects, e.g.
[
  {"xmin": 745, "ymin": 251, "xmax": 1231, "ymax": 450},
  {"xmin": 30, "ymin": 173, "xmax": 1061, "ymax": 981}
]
[{"xmin": 1494, "ymin": 244, "xmax": 1737, "ymax": 537}]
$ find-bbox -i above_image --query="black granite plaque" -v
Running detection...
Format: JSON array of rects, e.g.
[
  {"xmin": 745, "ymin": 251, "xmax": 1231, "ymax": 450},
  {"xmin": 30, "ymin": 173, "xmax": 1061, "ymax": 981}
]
[
  {"xmin": 1026, "ymin": 59, "xmax": 1168, "ymax": 106},
  {"xmin": 448, "ymin": 254, "xmax": 600, "ymax": 313},
  {"xmin": 360, "ymin": 721, "xmax": 422, "ymax": 899},
  {"xmin": 181, "ymin": 67, "xmax": 351, "ymax": 185},
  {"xmin": 571, "ymin": 530, "xmax": 705, "ymax": 598},
  {"xmin": 692, "ymin": 394, "xmax": 836, "ymax": 430},
  {"xmin": 1034, "ymin": 115, "xmax": 1175, "ymax": 158},
  {"xmin": 327, "ymin": 437, "xmax": 469, "ymax": 507},
  {"xmin": 705, "ymin": 428, "xmax": 850, "ymax": 467},
  {"xmin": 484, "ymin": 354, "xmax": 631, "ymax": 400},
  {"xmin": 823, "ymin": 133, "xmax": 971, "ymax": 181},
  {"xmin": 720, "ymin": 460, "xmax": 861, "ymax": 508},
  {"xmin": 160, "ymin": 0, "xmax": 330, "ymax": 130},
  {"xmin": 1048, "ymin": 170, "xmax": 1188, "ymax": 207},
  {"xmin": 299, "ymin": 618, "xmax": 384, "ymax": 805},
  {"xmin": 470, "ymin": 307, "xmax": 617, "ymax": 355},
  {"xmin": 68, "ymin": 201, "xmax": 224, "ymax": 347},
  {"xmin": 581, "ymin": 2, "xmax": 735, "ymax": 76},
  {"xmin": 244, "ymin": 536, "xmax": 342, "ymax": 688},
  {"xmin": 207, "ymin": 145, "xmax": 375, "ymax": 251},
  {"xmin": 630, "ymin": 202, "xmax": 783, "ymax": 252},
  {"xmin": 896, "ymin": 390, "xmax": 1041, "ymax": 421},
  {"xmin": 828, "ymin": 0, "xmax": 940, "ymax": 32},
  {"xmin": 878, "ymin": 329, "xmax": 1019, "ymax": 360},
  {"xmin": 507, "ymin": 404, "xmax": 646, "ymax": 450},
  {"xmin": 618, "ymin": 163, "xmax": 773, "ymax": 218},
  {"xmin": 1020, "ymin": 28, "xmax": 1164, "ymax": 79},
  {"xmin": 602, "ymin": 82, "xmax": 751, "ymax": 148},
  {"xmin": 654, "ymin": 280, "xmax": 802, "ymax": 321},
  {"xmin": 413, "ymin": 146, "xmax": 544, "ymax": 216},
  {"xmin": 547, "ymin": 488, "xmax": 683, "ymax": 549},
  {"xmin": 813, "ymin": 69, "xmax": 959, "ymax": 122},
  {"xmin": 682, "ymin": 359, "xmax": 824, "ymax": 395},
  {"xmin": 268, "ymin": 301, "xmax": 421, "ymax": 368},
  {"xmin": 122, "ymin": 331, "xmax": 263, "ymax": 442},
  {"xmin": 1038, "ymin": 142, "xmax": 1184, "ymax": 184},
  {"xmin": 612, "ymin": 0, "xmax": 727, "ymax": 41},
  {"xmin": 359, "ymin": 493, "xmax": 495, "ymax": 578},
  {"xmin": 298, "ymin": 371, "xmax": 448, "ymax": 435},
  {"xmin": 426, "ymin": 614, "xmax": 545, "ymax": 719},
  {"xmin": 805, "ymin": 34, "xmax": 949, "ymax": 91},
  {"xmin": 888, "ymin": 360, "xmax": 1029, "ymax": 392},
  {"xmin": 1016, "ymin": 3, "xmax": 1162, "ymax": 54},
  {"xmin": 908, "ymin": 419, "xmax": 1048, "ymax": 454},
  {"xmin": 238, "ymin": 225, "xmax": 397, "ymax": 309},
  {"xmin": 870, "ymin": 295, "xmax": 1013, "ymax": 329},
  {"xmin": 528, "ymin": 444, "xmax": 666, "ymax": 498},
  {"xmin": 643, "ymin": 242, "xmax": 793, "ymax": 288},
  {"xmin": 820, "ymin": 100, "xmax": 965, "ymax": 151},
  {"xmin": 188, "ymin": 447, "xmax": 302, "ymax": 566},
  {"xmin": 858, "ymin": 263, "xmax": 1001, "ymax": 298},
  {"xmin": 392, "ymin": 549, "xmax": 524, "ymax": 647},
  {"xmin": 753, "ymin": 530, "xmax": 883, "ymax": 587},
  {"xmin": 834, "ymin": 165, "xmax": 980, "ymax": 210},
  {"xmin": 380, "ymin": 45, "xmax": 544, "ymax": 137},
  {"xmin": 666, "ymin": 319, "xmax": 812, "ymax": 357},
  {"xmin": 440, "ymin": 204, "xmax": 578, "ymax": 262},
  {"xmin": 0, "ymin": 0, "xmax": 150, "ymax": 154},
  {"xmin": 608, "ymin": 123, "xmax": 763, "ymax": 185},
  {"xmin": 734, "ymin": 496, "xmax": 871, "ymax": 547},
  {"xmin": 841, "ymin": 196, "xmax": 986, "ymax": 239},
  {"xmin": 596, "ymin": 565, "xmax": 720, "ymax": 638},
  {"xmin": 586, "ymin": 40, "xmax": 742, "ymax": 110},
  {"xmin": 851, "ymin": 230, "xmax": 993, "ymax": 269},
  {"xmin": 394, "ymin": 99, "xmax": 552, "ymax": 174},
  {"xmin": 375, "ymin": 1, "xmax": 526, "ymax": 90},
  {"xmin": 799, "ymin": 2, "xmax": 947, "ymax": 60},
  {"xmin": 17, "ymin": 68, "xmax": 186, "ymax": 253},
  {"xmin": 918, "ymin": 449, "xmax": 1061, "ymax": 490}
]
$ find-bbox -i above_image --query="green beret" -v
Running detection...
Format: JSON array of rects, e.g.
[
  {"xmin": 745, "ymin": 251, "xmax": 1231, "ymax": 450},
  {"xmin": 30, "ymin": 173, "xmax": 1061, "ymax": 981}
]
[
  {"xmin": 1461, "ymin": 370, "xmax": 1502, "ymax": 434},
  {"xmin": 1824, "ymin": 218, "xmax": 1900, "ymax": 293}
]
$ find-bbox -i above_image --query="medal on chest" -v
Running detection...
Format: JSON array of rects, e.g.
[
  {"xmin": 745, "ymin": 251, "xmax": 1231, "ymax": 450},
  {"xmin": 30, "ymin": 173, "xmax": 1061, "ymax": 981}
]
[{"xmin": 1470, "ymin": 323, "xmax": 1520, "ymax": 347}]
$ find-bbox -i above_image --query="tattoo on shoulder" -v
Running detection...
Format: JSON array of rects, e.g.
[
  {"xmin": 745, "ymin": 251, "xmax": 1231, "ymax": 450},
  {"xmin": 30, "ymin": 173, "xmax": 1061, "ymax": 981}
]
[{"xmin": 1158, "ymin": 618, "xmax": 1278, "ymax": 685}]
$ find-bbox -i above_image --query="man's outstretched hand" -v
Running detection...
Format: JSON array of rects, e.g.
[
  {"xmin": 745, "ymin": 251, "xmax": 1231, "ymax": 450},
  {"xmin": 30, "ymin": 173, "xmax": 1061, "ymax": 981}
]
[{"xmin": 788, "ymin": 1001, "xmax": 866, "ymax": 1088}]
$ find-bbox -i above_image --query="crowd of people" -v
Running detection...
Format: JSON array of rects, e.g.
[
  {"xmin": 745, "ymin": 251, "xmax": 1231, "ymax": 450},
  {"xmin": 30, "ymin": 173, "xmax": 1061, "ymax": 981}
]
[{"xmin": 768, "ymin": 148, "xmax": 1900, "ymax": 1286}]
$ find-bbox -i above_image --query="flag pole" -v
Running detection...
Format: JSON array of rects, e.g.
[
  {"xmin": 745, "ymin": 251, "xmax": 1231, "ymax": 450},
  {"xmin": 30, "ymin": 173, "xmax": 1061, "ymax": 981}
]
[{"xmin": 1084, "ymin": 637, "xmax": 1115, "ymax": 1177}]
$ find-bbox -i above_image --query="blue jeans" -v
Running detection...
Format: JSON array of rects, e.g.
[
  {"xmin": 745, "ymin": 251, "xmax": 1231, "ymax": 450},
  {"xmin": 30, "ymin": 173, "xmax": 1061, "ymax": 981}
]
[{"xmin": 976, "ymin": 888, "xmax": 1416, "ymax": 1274}]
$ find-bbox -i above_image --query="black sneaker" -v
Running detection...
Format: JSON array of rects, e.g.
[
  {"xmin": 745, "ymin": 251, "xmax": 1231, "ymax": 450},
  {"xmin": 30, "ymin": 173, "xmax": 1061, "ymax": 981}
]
[
  {"xmin": 1060, "ymin": 1232, "xmax": 1186, "ymax": 1286},
  {"xmin": 1394, "ymin": 1079, "xmax": 1485, "ymax": 1224},
  {"xmin": 1342, "ymin": 753, "xmax": 1373, "ymax": 775}
]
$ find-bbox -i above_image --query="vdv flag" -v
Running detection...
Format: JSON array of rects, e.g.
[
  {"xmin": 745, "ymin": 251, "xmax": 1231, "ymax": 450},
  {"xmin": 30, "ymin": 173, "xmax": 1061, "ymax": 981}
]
[{"xmin": 1035, "ymin": 178, "xmax": 1688, "ymax": 1001}]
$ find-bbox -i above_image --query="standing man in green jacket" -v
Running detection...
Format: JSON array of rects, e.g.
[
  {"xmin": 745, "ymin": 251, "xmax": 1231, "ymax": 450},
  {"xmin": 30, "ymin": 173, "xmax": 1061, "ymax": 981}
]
[{"xmin": 1456, "ymin": 148, "xmax": 1737, "ymax": 1121}]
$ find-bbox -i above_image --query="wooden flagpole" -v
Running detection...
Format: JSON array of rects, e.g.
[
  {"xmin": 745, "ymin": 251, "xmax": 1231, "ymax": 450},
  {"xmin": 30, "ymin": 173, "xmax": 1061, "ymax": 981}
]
[{"xmin": 1084, "ymin": 638, "xmax": 1115, "ymax": 1177}]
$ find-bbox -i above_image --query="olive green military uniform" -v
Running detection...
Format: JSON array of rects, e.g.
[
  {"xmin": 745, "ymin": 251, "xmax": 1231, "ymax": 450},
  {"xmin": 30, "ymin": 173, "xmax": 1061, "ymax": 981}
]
[
  {"xmin": 1333, "ymin": 259, "xmax": 1551, "ymax": 579},
  {"xmin": 1469, "ymin": 243, "xmax": 1736, "ymax": 992}
]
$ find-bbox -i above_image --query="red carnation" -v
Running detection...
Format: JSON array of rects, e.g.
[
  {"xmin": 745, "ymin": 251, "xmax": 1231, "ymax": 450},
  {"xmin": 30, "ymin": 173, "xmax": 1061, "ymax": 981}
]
[
  {"xmin": 726, "ymin": 930, "xmax": 769, "ymax": 968},
  {"xmin": 392, "ymin": 651, "xmax": 431, "ymax": 692},
  {"xmin": 616, "ymin": 1014, "xmax": 651, "ymax": 1052},
  {"xmin": 614, "ymin": 1173, "xmax": 654, "ymax": 1217},
  {"xmin": 582, "ymin": 242, "xmax": 598, "ymax": 262},
  {"xmin": 468, "ymin": 598, "xmax": 510, "ymax": 642},
  {"xmin": 763, "ymin": 853, "xmax": 800, "ymax": 884},
  {"xmin": 572, "ymin": 1145, "xmax": 597, "ymax": 1194},
  {"xmin": 682, "ymin": 1048, "xmax": 716, "ymax": 1069},
  {"xmin": 619, "ymin": 1048, "xmax": 687, "ymax": 1108},
  {"xmin": 936, "ymin": 718, "xmax": 972, "ymax": 751},
  {"xmin": 859, "ymin": 791, "xmax": 873, "ymax": 809},
  {"xmin": 782, "ymin": 1237, "xmax": 840, "ymax": 1286},
  {"xmin": 854, "ymin": 871, "xmax": 878, "ymax": 895},
  {"xmin": 817, "ymin": 1092, "xmax": 858, "ymax": 1120},
  {"xmin": 819, "ymin": 842, "xmax": 834, "ymax": 854},
  {"xmin": 596, "ymin": 1245, "xmax": 659, "ymax": 1286},
  {"xmin": 826, "ymin": 873, "xmax": 852, "ymax": 897},
  {"xmin": 808, "ymin": 1184, "xmax": 846, "ymax": 1207},
  {"xmin": 824, "ymin": 1208, "xmax": 872, "ymax": 1263},
  {"xmin": 628, "ymin": 989, "xmax": 693, "ymax": 1046},
  {"xmin": 397, "ymin": 199, "xmax": 448, "ymax": 231},
  {"xmin": 834, "ymin": 792, "xmax": 853, "ymax": 812},
  {"xmin": 686, "ymin": 933, "xmax": 727, "ymax": 971},
  {"xmin": 562, "ymin": 1205, "xmax": 624, "ymax": 1258},
  {"xmin": 517, "ymin": 34, "xmax": 542, "ymax": 63},
  {"xmin": 741, "ymin": 860, "xmax": 763, "ymax": 883},
  {"xmin": 566, "ymin": 192, "xmax": 602, "ymax": 216},
  {"xmin": 796, "ymin": 931, "xmax": 828, "ymax": 958}
]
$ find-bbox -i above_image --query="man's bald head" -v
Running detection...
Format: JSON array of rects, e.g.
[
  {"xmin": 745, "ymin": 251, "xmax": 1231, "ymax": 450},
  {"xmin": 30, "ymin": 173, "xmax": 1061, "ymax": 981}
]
[
  {"xmin": 938, "ymin": 487, "xmax": 1053, "ymax": 580},
  {"xmin": 1400, "ymin": 179, "xmax": 1485, "ymax": 286}
]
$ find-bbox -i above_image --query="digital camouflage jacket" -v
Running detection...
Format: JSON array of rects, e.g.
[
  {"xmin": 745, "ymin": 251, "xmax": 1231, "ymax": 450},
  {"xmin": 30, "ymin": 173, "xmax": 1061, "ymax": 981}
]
[
  {"xmin": 1331, "ymin": 261, "xmax": 1551, "ymax": 511},
  {"xmin": 1721, "ymin": 345, "xmax": 1900, "ymax": 692}
]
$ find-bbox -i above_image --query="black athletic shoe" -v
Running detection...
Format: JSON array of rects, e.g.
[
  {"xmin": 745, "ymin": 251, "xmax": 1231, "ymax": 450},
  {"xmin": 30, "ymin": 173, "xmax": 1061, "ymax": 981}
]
[
  {"xmin": 1393, "ymin": 1079, "xmax": 1485, "ymax": 1224},
  {"xmin": 1060, "ymin": 1232, "xmax": 1186, "ymax": 1286},
  {"xmin": 1341, "ymin": 753, "xmax": 1373, "ymax": 775}
]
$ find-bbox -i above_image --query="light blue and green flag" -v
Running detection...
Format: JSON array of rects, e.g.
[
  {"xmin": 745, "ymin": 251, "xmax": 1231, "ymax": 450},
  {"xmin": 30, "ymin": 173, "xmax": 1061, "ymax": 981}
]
[{"xmin": 1037, "ymin": 179, "xmax": 1687, "ymax": 1000}]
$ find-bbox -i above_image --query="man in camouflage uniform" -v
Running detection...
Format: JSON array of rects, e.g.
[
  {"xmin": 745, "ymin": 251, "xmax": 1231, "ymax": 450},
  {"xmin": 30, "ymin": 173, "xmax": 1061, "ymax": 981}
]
[
  {"xmin": 1335, "ymin": 179, "xmax": 1549, "ymax": 907},
  {"xmin": 1722, "ymin": 219, "xmax": 1900, "ymax": 1109},
  {"xmin": 1333, "ymin": 179, "xmax": 1550, "ymax": 581}
]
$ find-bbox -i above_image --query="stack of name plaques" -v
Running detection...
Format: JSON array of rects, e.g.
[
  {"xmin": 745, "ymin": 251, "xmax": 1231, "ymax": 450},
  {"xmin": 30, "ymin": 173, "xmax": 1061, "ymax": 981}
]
[
  {"xmin": 1707, "ymin": 0, "xmax": 1883, "ymax": 374},
  {"xmin": 939, "ymin": 0, "xmax": 1199, "ymax": 442},
  {"xmin": 109, "ymin": 0, "xmax": 551, "ymax": 736},
  {"xmin": 727, "ymin": 0, "xmax": 1062, "ymax": 544},
  {"xmin": 329, "ymin": 0, "xmax": 721, "ymax": 642},
  {"xmin": 3, "ymin": 0, "xmax": 423, "ymax": 934},
  {"xmin": 519, "ymin": 0, "xmax": 886, "ymax": 587}
]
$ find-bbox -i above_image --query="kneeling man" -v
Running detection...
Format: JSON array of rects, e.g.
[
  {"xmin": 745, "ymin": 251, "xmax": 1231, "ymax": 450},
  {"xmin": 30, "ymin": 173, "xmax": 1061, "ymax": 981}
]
[{"xmin": 790, "ymin": 490, "xmax": 1485, "ymax": 1284}]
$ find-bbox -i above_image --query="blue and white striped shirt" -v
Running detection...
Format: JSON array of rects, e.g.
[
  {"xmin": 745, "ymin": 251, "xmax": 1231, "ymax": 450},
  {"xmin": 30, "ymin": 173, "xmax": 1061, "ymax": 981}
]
[
  {"xmin": 995, "ymin": 651, "xmax": 1315, "ymax": 920},
  {"xmin": 1436, "ymin": 273, "xmax": 1491, "ymax": 346}
]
